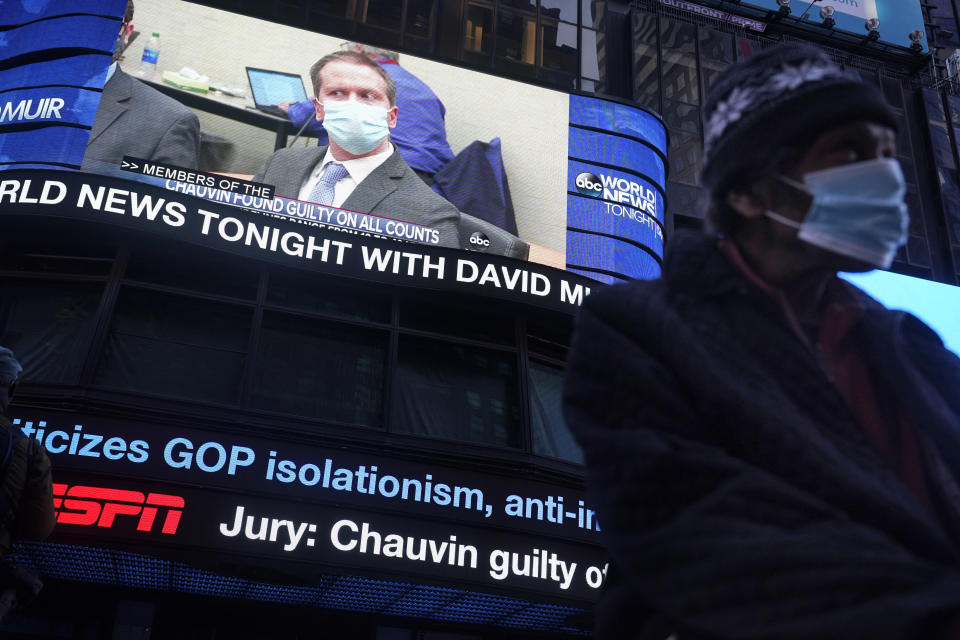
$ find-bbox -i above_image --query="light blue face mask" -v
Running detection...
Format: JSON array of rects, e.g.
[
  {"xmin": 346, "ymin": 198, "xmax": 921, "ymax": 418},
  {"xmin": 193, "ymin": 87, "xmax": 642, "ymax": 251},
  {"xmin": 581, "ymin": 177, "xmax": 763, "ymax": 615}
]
[
  {"xmin": 320, "ymin": 99, "xmax": 390, "ymax": 155},
  {"xmin": 765, "ymin": 158, "xmax": 909, "ymax": 269}
]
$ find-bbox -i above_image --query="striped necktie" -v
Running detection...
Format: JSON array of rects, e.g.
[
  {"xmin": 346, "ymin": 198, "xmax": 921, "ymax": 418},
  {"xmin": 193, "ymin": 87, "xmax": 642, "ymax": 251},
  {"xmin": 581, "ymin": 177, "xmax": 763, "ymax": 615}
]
[{"xmin": 308, "ymin": 162, "xmax": 348, "ymax": 206}]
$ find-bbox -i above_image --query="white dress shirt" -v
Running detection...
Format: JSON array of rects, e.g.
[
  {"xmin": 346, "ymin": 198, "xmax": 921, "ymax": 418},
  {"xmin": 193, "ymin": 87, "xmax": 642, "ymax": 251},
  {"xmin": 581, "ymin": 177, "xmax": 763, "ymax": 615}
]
[{"xmin": 298, "ymin": 144, "xmax": 395, "ymax": 207}]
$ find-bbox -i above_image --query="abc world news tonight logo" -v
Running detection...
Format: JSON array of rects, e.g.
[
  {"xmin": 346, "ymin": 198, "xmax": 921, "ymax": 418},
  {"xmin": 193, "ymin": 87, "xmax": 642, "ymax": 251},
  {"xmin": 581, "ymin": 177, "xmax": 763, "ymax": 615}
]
[{"xmin": 575, "ymin": 172, "xmax": 659, "ymax": 224}]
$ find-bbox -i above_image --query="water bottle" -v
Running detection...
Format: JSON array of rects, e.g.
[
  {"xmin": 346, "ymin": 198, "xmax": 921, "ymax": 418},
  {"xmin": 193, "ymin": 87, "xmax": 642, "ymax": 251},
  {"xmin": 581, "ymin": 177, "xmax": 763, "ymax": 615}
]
[{"xmin": 139, "ymin": 32, "xmax": 160, "ymax": 77}]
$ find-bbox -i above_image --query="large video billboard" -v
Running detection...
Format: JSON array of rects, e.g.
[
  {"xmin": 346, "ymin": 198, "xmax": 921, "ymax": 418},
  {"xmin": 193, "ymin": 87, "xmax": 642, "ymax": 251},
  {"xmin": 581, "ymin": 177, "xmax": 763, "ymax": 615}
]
[
  {"xmin": 18, "ymin": 408, "xmax": 607, "ymax": 602},
  {"xmin": 0, "ymin": 0, "xmax": 666, "ymax": 286}
]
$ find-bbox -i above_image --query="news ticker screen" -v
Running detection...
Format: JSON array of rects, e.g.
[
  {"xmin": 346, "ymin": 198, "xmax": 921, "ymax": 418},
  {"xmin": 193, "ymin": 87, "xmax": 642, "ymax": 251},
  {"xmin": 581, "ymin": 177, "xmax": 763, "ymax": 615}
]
[
  {"xmin": 0, "ymin": 0, "xmax": 668, "ymax": 286},
  {"xmin": 21, "ymin": 409, "xmax": 607, "ymax": 602}
]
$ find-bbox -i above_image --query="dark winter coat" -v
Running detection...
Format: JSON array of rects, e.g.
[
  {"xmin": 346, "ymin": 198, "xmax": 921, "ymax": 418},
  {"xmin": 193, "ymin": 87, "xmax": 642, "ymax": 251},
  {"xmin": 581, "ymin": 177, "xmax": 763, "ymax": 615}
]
[{"xmin": 563, "ymin": 230, "xmax": 960, "ymax": 640}]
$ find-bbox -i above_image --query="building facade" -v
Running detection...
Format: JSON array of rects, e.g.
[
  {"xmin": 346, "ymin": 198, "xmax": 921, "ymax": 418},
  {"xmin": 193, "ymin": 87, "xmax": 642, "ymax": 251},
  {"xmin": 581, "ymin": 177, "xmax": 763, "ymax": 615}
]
[{"xmin": 1, "ymin": 1, "xmax": 957, "ymax": 638}]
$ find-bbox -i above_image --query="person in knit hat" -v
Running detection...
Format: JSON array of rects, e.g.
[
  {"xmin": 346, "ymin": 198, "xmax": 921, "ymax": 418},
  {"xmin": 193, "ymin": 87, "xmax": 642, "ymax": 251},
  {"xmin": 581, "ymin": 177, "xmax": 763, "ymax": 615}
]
[{"xmin": 563, "ymin": 43, "xmax": 960, "ymax": 639}]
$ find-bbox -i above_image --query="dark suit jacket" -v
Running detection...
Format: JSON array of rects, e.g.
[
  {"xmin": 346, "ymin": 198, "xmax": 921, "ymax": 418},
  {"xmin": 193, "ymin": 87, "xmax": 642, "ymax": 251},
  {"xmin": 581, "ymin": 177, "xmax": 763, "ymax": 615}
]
[
  {"xmin": 563, "ymin": 230, "xmax": 960, "ymax": 639},
  {"xmin": 82, "ymin": 68, "xmax": 200, "ymax": 174},
  {"xmin": 253, "ymin": 145, "xmax": 460, "ymax": 248}
]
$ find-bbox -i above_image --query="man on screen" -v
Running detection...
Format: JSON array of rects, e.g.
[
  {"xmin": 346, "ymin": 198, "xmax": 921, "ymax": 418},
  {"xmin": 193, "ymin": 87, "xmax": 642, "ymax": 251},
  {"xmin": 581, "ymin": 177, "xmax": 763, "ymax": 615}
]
[
  {"xmin": 253, "ymin": 51, "xmax": 460, "ymax": 248},
  {"xmin": 81, "ymin": 1, "xmax": 200, "ymax": 174},
  {"xmin": 278, "ymin": 42, "xmax": 454, "ymax": 185}
]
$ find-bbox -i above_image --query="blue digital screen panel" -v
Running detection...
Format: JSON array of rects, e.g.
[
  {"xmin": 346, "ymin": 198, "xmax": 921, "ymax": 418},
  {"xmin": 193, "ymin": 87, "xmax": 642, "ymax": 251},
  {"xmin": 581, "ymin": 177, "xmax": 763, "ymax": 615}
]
[
  {"xmin": 0, "ymin": 2, "xmax": 126, "ymax": 170},
  {"xmin": 567, "ymin": 160, "xmax": 666, "ymax": 221},
  {"xmin": 567, "ymin": 194, "xmax": 664, "ymax": 258},
  {"xmin": 567, "ymin": 94, "xmax": 668, "ymax": 284},
  {"xmin": 567, "ymin": 127, "xmax": 666, "ymax": 187},
  {"xmin": 569, "ymin": 95, "xmax": 667, "ymax": 152},
  {"xmin": 0, "ymin": 128, "xmax": 98, "ymax": 169},
  {"xmin": 566, "ymin": 230, "xmax": 662, "ymax": 281},
  {"xmin": 0, "ymin": 55, "xmax": 110, "ymax": 89},
  {"xmin": 566, "ymin": 268, "xmax": 625, "ymax": 286}
]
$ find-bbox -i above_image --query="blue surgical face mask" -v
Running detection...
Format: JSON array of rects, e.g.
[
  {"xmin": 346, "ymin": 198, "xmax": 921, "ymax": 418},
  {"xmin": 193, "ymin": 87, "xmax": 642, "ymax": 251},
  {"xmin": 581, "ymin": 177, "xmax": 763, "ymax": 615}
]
[
  {"xmin": 765, "ymin": 158, "xmax": 909, "ymax": 269},
  {"xmin": 320, "ymin": 99, "xmax": 390, "ymax": 155}
]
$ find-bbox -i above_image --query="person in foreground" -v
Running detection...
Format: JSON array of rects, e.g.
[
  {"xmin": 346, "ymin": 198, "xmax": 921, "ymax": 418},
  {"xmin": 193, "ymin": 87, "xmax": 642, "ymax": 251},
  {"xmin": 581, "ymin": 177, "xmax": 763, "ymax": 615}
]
[
  {"xmin": 0, "ymin": 348, "xmax": 54, "ymax": 621},
  {"xmin": 563, "ymin": 43, "xmax": 960, "ymax": 639},
  {"xmin": 254, "ymin": 50, "xmax": 460, "ymax": 248}
]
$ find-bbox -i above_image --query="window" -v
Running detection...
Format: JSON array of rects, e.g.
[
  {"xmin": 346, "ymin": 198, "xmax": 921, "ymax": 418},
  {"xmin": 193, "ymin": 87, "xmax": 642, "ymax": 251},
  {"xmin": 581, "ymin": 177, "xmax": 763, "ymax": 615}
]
[
  {"xmin": 530, "ymin": 361, "xmax": 582, "ymax": 463},
  {"xmin": 392, "ymin": 336, "xmax": 521, "ymax": 447},
  {"xmin": 0, "ymin": 281, "xmax": 103, "ymax": 384},
  {"xmin": 580, "ymin": 28, "xmax": 600, "ymax": 81},
  {"xmin": 542, "ymin": 0, "xmax": 577, "ymax": 23},
  {"xmin": 400, "ymin": 295, "xmax": 515, "ymax": 345},
  {"xmin": 698, "ymin": 27, "xmax": 734, "ymax": 94},
  {"xmin": 94, "ymin": 288, "xmax": 252, "ymax": 404},
  {"xmin": 267, "ymin": 272, "xmax": 390, "ymax": 323},
  {"xmin": 465, "ymin": 2, "xmax": 493, "ymax": 54},
  {"xmin": 660, "ymin": 18, "xmax": 699, "ymax": 105},
  {"xmin": 251, "ymin": 312, "xmax": 387, "ymax": 426},
  {"xmin": 632, "ymin": 11, "xmax": 660, "ymax": 110},
  {"xmin": 542, "ymin": 19, "xmax": 577, "ymax": 75},
  {"xmin": 497, "ymin": 9, "xmax": 538, "ymax": 65},
  {"xmin": 124, "ymin": 247, "xmax": 258, "ymax": 300}
]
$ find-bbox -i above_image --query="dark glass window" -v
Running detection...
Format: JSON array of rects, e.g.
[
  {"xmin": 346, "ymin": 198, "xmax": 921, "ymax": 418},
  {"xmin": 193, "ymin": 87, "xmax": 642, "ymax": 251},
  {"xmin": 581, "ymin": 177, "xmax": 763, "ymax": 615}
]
[
  {"xmin": 542, "ymin": 19, "xmax": 577, "ymax": 74},
  {"xmin": 632, "ymin": 11, "xmax": 660, "ymax": 110},
  {"xmin": 95, "ymin": 289, "xmax": 251, "ymax": 404},
  {"xmin": 906, "ymin": 236, "xmax": 932, "ymax": 269},
  {"xmin": 400, "ymin": 296, "xmax": 515, "ymax": 345},
  {"xmin": 882, "ymin": 76, "xmax": 905, "ymax": 110},
  {"xmin": 582, "ymin": 0, "xmax": 604, "ymax": 29},
  {"xmin": 527, "ymin": 312, "xmax": 572, "ymax": 361},
  {"xmin": 359, "ymin": 0, "xmax": 402, "ymax": 30},
  {"xmin": 907, "ymin": 187, "xmax": 926, "ymax": 237},
  {"xmin": 924, "ymin": 89, "xmax": 947, "ymax": 122},
  {"xmin": 309, "ymin": 0, "xmax": 353, "ymax": 16},
  {"xmin": 940, "ymin": 169, "xmax": 960, "ymax": 245},
  {"xmin": 0, "ymin": 281, "xmax": 102, "ymax": 384},
  {"xmin": 667, "ymin": 181, "xmax": 703, "ymax": 219},
  {"xmin": 530, "ymin": 362, "xmax": 582, "ymax": 463},
  {"xmin": 541, "ymin": 0, "xmax": 577, "ymax": 23},
  {"xmin": 465, "ymin": 2, "xmax": 493, "ymax": 54},
  {"xmin": 663, "ymin": 99, "xmax": 699, "ymax": 134},
  {"xmin": 698, "ymin": 27, "xmax": 734, "ymax": 93},
  {"xmin": 497, "ymin": 8, "xmax": 537, "ymax": 65},
  {"xmin": 500, "ymin": 0, "xmax": 536, "ymax": 11},
  {"xmin": 660, "ymin": 18, "xmax": 699, "ymax": 105},
  {"xmin": 0, "ymin": 238, "xmax": 114, "ymax": 276},
  {"xmin": 929, "ymin": 120, "xmax": 956, "ymax": 169},
  {"xmin": 124, "ymin": 247, "xmax": 259, "ymax": 300},
  {"xmin": 581, "ymin": 28, "xmax": 600, "ymax": 81},
  {"xmin": 250, "ymin": 312, "xmax": 387, "ymax": 426},
  {"xmin": 267, "ymin": 272, "xmax": 390, "ymax": 323},
  {"xmin": 392, "ymin": 336, "xmax": 521, "ymax": 447},
  {"xmin": 668, "ymin": 129, "xmax": 702, "ymax": 186},
  {"xmin": 306, "ymin": 0, "xmax": 353, "ymax": 32},
  {"xmin": 406, "ymin": 0, "xmax": 436, "ymax": 38}
]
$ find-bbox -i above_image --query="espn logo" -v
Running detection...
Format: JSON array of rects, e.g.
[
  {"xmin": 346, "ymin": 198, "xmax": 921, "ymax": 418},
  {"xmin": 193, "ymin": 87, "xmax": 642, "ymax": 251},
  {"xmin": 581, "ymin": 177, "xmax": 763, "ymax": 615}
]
[{"xmin": 52, "ymin": 484, "xmax": 185, "ymax": 535}]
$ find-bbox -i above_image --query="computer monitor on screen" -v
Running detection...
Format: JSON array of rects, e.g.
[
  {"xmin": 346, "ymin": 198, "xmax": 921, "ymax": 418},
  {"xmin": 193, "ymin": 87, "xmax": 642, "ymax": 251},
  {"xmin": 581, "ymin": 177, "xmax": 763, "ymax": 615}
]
[{"xmin": 245, "ymin": 67, "xmax": 308, "ymax": 117}]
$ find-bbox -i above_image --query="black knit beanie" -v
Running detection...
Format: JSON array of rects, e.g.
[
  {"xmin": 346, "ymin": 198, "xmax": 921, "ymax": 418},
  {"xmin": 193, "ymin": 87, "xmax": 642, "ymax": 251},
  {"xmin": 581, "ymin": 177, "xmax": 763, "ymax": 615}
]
[{"xmin": 700, "ymin": 43, "xmax": 897, "ymax": 193}]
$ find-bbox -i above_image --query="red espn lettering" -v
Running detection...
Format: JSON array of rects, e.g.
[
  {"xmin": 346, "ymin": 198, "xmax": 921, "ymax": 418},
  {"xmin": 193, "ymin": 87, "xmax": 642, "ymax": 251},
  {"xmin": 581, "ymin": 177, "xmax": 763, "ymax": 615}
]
[{"xmin": 52, "ymin": 484, "xmax": 184, "ymax": 534}]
